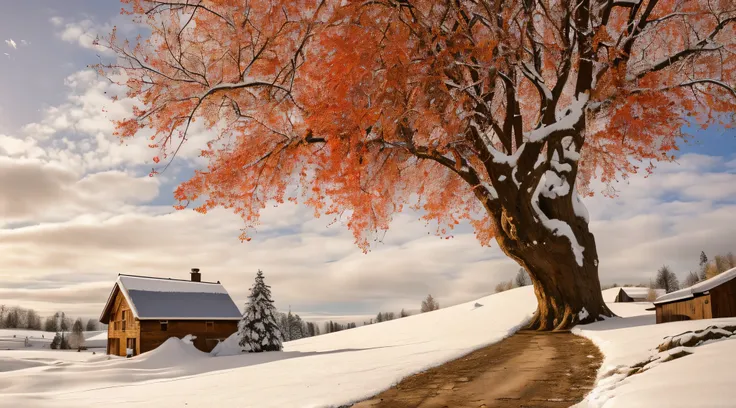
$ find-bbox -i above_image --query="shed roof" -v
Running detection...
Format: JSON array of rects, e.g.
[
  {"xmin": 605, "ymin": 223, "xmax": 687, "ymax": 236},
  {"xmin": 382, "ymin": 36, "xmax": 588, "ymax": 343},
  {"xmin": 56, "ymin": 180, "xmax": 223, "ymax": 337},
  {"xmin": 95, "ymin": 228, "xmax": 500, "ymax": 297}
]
[
  {"xmin": 100, "ymin": 274, "xmax": 242, "ymax": 323},
  {"xmin": 617, "ymin": 287, "xmax": 666, "ymax": 299},
  {"xmin": 653, "ymin": 267, "xmax": 736, "ymax": 305}
]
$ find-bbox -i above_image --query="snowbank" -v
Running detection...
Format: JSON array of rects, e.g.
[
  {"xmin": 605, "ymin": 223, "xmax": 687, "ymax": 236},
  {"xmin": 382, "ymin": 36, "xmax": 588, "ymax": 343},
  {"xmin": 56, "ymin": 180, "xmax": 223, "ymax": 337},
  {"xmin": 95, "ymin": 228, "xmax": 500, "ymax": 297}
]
[
  {"xmin": 575, "ymin": 311, "xmax": 736, "ymax": 408},
  {"xmin": 83, "ymin": 331, "xmax": 107, "ymax": 349},
  {"xmin": 210, "ymin": 333, "xmax": 241, "ymax": 357},
  {"xmin": 132, "ymin": 335, "xmax": 208, "ymax": 368}
]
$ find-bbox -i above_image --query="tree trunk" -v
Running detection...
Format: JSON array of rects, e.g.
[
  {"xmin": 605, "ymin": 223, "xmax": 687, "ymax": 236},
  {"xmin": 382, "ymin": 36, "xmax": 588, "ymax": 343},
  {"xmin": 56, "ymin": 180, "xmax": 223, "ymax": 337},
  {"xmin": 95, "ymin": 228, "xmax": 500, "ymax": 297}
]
[{"xmin": 491, "ymin": 178, "xmax": 614, "ymax": 331}]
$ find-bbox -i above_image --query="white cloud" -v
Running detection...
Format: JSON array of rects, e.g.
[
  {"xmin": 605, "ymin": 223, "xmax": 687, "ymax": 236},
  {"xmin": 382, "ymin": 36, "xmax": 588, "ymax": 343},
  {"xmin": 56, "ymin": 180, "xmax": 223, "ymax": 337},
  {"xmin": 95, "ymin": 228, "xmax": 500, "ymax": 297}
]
[
  {"xmin": 57, "ymin": 19, "xmax": 111, "ymax": 54},
  {"xmin": 20, "ymin": 69, "xmax": 210, "ymax": 173},
  {"xmin": 49, "ymin": 16, "xmax": 64, "ymax": 26},
  {"xmin": 4, "ymin": 39, "xmax": 17, "ymax": 49},
  {"xmin": 0, "ymin": 157, "xmax": 160, "ymax": 225},
  {"xmin": 0, "ymin": 134, "xmax": 45, "ymax": 158}
]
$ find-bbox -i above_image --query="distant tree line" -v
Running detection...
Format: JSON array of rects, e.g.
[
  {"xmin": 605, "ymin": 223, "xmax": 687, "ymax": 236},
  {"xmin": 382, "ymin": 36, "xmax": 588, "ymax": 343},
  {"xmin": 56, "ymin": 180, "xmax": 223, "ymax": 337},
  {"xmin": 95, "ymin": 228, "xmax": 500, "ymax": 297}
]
[
  {"xmin": 0, "ymin": 306, "xmax": 43, "ymax": 330},
  {"xmin": 276, "ymin": 309, "xmax": 321, "ymax": 341},
  {"xmin": 239, "ymin": 269, "xmax": 447, "ymax": 348},
  {"xmin": 582, "ymin": 250, "xmax": 736, "ymax": 296},
  {"xmin": 649, "ymin": 250, "xmax": 736, "ymax": 295},
  {"xmin": 284, "ymin": 294, "xmax": 442, "ymax": 337},
  {"xmin": 0, "ymin": 307, "xmax": 103, "ymax": 351},
  {"xmin": 0, "ymin": 306, "xmax": 101, "ymax": 333}
]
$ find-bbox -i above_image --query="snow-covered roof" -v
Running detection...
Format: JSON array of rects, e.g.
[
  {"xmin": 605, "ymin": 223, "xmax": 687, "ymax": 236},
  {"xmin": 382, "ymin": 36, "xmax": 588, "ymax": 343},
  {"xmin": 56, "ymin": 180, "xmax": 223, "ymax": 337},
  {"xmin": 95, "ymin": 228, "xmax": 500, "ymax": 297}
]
[
  {"xmin": 100, "ymin": 274, "xmax": 242, "ymax": 322},
  {"xmin": 654, "ymin": 267, "xmax": 736, "ymax": 305},
  {"xmin": 618, "ymin": 287, "xmax": 665, "ymax": 300}
]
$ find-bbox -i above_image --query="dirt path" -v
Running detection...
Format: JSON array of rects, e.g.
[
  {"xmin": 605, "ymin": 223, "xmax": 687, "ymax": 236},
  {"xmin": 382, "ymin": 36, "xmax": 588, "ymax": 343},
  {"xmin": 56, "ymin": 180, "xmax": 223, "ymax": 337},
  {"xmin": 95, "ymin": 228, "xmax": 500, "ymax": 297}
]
[{"xmin": 351, "ymin": 331, "xmax": 602, "ymax": 408}]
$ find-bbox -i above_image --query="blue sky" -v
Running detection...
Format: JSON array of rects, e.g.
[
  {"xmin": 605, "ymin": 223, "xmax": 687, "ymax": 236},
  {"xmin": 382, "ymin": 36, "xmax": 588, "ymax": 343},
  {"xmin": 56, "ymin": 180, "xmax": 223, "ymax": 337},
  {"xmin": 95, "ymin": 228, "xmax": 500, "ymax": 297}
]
[{"xmin": 1, "ymin": 2, "xmax": 735, "ymax": 324}]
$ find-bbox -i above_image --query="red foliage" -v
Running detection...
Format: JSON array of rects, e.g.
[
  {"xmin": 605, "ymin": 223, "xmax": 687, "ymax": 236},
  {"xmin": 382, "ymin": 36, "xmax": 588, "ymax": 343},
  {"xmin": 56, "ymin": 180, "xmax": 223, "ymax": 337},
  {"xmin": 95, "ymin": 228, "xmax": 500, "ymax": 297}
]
[{"xmin": 100, "ymin": 0, "xmax": 735, "ymax": 250}]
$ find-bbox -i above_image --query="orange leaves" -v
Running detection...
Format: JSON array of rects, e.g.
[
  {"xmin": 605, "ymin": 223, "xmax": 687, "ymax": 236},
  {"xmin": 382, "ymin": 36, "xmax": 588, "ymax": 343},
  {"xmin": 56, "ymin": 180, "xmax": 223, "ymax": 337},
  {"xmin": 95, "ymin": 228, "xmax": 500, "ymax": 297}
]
[{"xmin": 102, "ymin": 0, "xmax": 735, "ymax": 252}]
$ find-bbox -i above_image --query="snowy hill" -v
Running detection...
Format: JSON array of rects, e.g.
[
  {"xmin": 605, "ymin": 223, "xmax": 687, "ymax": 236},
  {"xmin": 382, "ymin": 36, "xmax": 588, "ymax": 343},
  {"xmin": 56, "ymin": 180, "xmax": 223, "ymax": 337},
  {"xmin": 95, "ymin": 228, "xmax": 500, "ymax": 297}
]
[{"xmin": 0, "ymin": 288, "xmax": 735, "ymax": 407}]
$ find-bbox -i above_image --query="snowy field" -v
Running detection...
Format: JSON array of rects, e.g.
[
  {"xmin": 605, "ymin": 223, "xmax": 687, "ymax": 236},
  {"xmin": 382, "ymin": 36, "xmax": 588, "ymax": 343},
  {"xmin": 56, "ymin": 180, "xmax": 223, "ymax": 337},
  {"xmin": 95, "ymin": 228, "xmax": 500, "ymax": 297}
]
[
  {"xmin": 0, "ymin": 288, "xmax": 735, "ymax": 407},
  {"xmin": 0, "ymin": 330, "xmax": 106, "ymax": 350}
]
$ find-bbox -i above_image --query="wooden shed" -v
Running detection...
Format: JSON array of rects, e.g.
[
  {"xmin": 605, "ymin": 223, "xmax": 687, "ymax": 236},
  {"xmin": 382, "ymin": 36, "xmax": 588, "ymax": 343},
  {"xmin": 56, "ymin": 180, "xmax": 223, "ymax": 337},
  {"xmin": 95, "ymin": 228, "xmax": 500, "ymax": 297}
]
[
  {"xmin": 613, "ymin": 287, "xmax": 665, "ymax": 303},
  {"xmin": 653, "ymin": 267, "xmax": 736, "ymax": 324},
  {"xmin": 99, "ymin": 269, "xmax": 241, "ymax": 357}
]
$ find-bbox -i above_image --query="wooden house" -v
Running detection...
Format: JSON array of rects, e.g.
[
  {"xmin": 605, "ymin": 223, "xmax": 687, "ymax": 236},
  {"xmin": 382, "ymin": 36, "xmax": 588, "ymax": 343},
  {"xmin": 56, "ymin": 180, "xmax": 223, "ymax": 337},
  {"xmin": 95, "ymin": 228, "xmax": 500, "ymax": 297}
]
[
  {"xmin": 99, "ymin": 269, "xmax": 241, "ymax": 357},
  {"xmin": 613, "ymin": 287, "xmax": 665, "ymax": 303},
  {"xmin": 653, "ymin": 267, "xmax": 736, "ymax": 324}
]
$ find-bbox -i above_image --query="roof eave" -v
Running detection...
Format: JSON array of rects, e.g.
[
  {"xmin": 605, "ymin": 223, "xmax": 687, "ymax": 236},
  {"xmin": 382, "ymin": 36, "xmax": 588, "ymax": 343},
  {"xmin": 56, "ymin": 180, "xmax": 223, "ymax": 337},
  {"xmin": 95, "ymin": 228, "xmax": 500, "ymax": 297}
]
[{"xmin": 99, "ymin": 283, "xmax": 120, "ymax": 324}]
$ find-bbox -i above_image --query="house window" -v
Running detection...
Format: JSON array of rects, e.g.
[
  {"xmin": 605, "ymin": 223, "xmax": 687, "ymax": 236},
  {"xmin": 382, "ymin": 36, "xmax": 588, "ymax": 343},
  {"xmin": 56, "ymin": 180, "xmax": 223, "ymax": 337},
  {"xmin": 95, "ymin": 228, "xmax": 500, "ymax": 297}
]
[
  {"xmin": 160, "ymin": 321, "xmax": 168, "ymax": 331},
  {"xmin": 205, "ymin": 321, "xmax": 214, "ymax": 331},
  {"xmin": 122, "ymin": 310, "xmax": 127, "ymax": 331}
]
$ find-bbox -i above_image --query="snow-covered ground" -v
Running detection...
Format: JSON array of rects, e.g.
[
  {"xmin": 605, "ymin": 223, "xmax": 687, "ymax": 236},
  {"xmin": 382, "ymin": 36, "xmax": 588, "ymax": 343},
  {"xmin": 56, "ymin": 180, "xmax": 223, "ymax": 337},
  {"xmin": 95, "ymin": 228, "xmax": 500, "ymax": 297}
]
[
  {"xmin": 0, "ymin": 288, "xmax": 537, "ymax": 407},
  {"xmin": 575, "ymin": 301, "xmax": 736, "ymax": 408},
  {"xmin": 0, "ymin": 289, "xmax": 734, "ymax": 407}
]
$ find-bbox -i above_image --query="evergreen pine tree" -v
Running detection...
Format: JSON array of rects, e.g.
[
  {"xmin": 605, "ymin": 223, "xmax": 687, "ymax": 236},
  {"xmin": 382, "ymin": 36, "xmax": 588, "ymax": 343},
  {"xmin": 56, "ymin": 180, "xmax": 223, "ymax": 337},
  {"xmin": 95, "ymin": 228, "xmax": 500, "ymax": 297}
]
[
  {"xmin": 50, "ymin": 332, "xmax": 61, "ymax": 350},
  {"xmin": 699, "ymin": 251, "xmax": 709, "ymax": 281},
  {"xmin": 289, "ymin": 312, "xmax": 304, "ymax": 340},
  {"xmin": 276, "ymin": 312, "xmax": 290, "ymax": 341},
  {"xmin": 237, "ymin": 270, "xmax": 283, "ymax": 352},
  {"xmin": 59, "ymin": 333, "xmax": 70, "ymax": 350}
]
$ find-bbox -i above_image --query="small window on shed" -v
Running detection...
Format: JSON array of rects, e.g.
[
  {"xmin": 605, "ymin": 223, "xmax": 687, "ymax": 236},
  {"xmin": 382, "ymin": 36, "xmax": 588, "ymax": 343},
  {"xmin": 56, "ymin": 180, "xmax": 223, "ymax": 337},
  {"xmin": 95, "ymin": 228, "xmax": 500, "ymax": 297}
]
[
  {"xmin": 206, "ymin": 321, "xmax": 214, "ymax": 331},
  {"xmin": 160, "ymin": 321, "xmax": 168, "ymax": 331}
]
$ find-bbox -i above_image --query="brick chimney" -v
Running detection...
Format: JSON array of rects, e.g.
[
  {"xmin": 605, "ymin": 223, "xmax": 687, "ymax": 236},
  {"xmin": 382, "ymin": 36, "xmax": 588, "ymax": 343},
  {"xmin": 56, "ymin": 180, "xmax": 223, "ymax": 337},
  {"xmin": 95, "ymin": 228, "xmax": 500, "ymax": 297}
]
[{"xmin": 190, "ymin": 268, "xmax": 201, "ymax": 282}]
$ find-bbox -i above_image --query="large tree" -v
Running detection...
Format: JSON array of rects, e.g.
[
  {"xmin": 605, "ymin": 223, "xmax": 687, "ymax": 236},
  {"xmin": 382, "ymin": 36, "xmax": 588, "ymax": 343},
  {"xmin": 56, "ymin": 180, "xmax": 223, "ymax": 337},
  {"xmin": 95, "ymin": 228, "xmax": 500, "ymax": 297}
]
[{"xmin": 101, "ymin": 0, "xmax": 735, "ymax": 330}]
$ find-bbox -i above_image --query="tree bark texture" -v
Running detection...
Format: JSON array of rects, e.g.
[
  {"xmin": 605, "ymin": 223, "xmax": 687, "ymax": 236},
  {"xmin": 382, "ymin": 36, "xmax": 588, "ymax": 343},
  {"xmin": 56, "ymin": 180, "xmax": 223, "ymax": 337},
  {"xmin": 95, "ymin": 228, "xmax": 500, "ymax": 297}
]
[{"xmin": 488, "ymin": 177, "xmax": 614, "ymax": 331}]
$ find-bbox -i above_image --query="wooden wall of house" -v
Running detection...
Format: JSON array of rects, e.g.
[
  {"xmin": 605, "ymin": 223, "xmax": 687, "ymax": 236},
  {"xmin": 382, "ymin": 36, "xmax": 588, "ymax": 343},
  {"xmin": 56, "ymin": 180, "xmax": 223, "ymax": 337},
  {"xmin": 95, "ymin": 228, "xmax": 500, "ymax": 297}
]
[
  {"xmin": 709, "ymin": 278, "xmax": 736, "ymax": 318},
  {"xmin": 656, "ymin": 294, "xmax": 713, "ymax": 324},
  {"xmin": 139, "ymin": 320, "xmax": 239, "ymax": 353},
  {"xmin": 106, "ymin": 288, "xmax": 141, "ymax": 357}
]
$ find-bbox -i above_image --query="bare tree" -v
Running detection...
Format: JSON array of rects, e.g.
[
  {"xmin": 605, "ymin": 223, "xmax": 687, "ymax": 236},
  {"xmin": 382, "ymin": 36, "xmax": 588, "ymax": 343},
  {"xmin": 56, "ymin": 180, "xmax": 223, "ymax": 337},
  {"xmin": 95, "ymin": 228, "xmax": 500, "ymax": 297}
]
[
  {"xmin": 654, "ymin": 266, "xmax": 680, "ymax": 294},
  {"xmin": 514, "ymin": 268, "xmax": 531, "ymax": 287},
  {"xmin": 683, "ymin": 271, "xmax": 700, "ymax": 288},
  {"xmin": 495, "ymin": 280, "xmax": 515, "ymax": 293}
]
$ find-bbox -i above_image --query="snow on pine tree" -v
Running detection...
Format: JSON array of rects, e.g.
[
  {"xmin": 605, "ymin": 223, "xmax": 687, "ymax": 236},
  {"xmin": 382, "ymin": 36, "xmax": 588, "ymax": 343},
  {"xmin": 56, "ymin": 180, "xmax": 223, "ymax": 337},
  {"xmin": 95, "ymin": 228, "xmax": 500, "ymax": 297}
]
[{"xmin": 238, "ymin": 270, "xmax": 282, "ymax": 352}]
